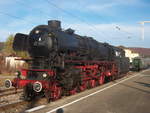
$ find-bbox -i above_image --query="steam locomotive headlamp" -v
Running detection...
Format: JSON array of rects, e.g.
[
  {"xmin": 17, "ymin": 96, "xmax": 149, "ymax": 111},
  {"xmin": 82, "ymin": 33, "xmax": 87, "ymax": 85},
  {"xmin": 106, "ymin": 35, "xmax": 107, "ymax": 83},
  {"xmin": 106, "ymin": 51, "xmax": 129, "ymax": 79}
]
[
  {"xmin": 4, "ymin": 79, "xmax": 12, "ymax": 88},
  {"xmin": 33, "ymin": 81, "xmax": 42, "ymax": 92},
  {"xmin": 15, "ymin": 71, "xmax": 21, "ymax": 76},
  {"xmin": 35, "ymin": 30, "xmax": 40, "ymax": 34},
  {"xmin": 43, "ymin": 73, "xmax": 47, "ymax": 78}
]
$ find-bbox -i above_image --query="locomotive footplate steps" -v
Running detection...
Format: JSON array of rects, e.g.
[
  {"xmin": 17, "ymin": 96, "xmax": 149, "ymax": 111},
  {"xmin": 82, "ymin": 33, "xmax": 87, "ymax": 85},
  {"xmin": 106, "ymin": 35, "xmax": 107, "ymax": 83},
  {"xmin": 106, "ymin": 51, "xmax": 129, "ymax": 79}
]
[{"xmin": 26, "ymin": 69, "xmax": 150, "ymax": 113}]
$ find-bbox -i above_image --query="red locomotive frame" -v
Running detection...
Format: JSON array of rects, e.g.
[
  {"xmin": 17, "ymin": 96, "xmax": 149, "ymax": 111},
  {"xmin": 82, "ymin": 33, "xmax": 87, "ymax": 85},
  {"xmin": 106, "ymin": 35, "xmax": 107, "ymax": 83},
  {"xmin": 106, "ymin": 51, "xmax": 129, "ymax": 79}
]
[{"xmin": 10, "ymin": 60, "xmax": 118, "ymax": 101}]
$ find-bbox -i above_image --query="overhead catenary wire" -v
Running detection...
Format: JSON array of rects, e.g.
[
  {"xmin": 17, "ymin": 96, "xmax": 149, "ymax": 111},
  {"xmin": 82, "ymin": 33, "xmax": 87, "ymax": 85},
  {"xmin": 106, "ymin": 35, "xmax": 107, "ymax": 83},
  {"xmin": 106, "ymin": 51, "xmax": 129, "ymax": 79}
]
[
  {"xmin": 0, "ymin": 0, "xmax": 54, "ymax": 27},
  {"xmin": 116, "ymin": 26, "xmax": 132, "ymax": 35},
  {"xmin": 44, "ymin": 0, "xmax": 112, "ymax": 38},
  {"xmin": 1, "ymin": 0, "xmax": 135, "ymax": 40},
  {"xmin": 0, "ymin": 11, "xmax": 25, "ymax": 21},
  {"xmin": 4, "ymin": 0, "xmax": 130, "ymax": 39},
  {"xmin": 74, "ymin": 0, "xmax": 135, "ymax": 39},
  {"xmin": 45, "ymin": 0, "xmax": 135, "ymax": 40},
  {"xmin": 0, "ymin": 2, "xmax": 88, "ymax": 39},
  {"xmin": 14, "ymin": 0, "xmax": 51, "ymax": 18},
  {"xmin": 115, "ymin": 26, "xmax": 137, "ymax": 39},
  {"xmin": 0, "ymin": 10, "xmax": 37, "ymax": 26},
  {"xmin": 13, "ymin": 0, "xmax": 88, "ymax": 35},
  {"xmin": 74, "ymin": 0, "xmax": 134, "ymax": 39},
  {"xmin": 93, "ymin": 13, "xmax": 135, "ymax": 39}
]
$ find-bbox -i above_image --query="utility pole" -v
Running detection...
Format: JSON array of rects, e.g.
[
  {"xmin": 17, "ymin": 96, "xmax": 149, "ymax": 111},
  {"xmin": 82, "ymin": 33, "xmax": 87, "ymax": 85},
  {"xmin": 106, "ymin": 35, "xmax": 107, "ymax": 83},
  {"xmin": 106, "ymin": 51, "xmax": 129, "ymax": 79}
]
[{"xmin": 139, "ymin": 21, "xmax": 150, "ymax": 40}]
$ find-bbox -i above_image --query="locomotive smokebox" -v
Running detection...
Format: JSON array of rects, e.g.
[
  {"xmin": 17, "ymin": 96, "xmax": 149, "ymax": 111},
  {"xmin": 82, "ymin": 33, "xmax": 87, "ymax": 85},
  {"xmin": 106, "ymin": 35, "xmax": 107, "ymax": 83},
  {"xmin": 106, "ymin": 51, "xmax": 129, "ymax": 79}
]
[{"xmin": 48, "ymin": 20, "xmax": 61, "ymax": 30}]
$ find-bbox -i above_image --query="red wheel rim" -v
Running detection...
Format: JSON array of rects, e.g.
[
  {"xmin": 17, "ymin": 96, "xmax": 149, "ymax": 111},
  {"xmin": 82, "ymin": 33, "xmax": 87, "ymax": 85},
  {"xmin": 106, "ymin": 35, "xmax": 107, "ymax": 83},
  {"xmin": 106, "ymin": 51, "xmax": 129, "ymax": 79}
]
[
  {"xmin": 70, "ymin": 87, "xmax": 77, "ymax": 95},
  {"xmin": 99, "ymin": 75, "xmax": 105, "ymax": 85},
  {"xmin": 79, "ymin": 81, "xmax": 87, "ymax": 91},
  {"xmin": 52, "ymin": 86, "xmax": 62, "ymax": 100},
  {"xmin": 89, "ymin": 80, "xmax": 96, "ymax": 88}
]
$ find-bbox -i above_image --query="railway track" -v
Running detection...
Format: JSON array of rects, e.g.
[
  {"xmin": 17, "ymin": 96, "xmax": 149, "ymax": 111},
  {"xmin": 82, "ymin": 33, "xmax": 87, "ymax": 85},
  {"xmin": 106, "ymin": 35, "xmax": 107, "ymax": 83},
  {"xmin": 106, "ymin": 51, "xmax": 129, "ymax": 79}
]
[
  {"xmin": 0, "ymin": 87, "xmax": 15, "ymax": 93},
  {"xmin": 0, "ymin": 98, "xmax": 47, "ymax": 113},
  {"xmin": 0, "ymin": 71, "xmax": 138, "ymax": 113},
  {"xmin": 0, "ymin": 100, "xmax": 28, "ymax": 111},
  {"xmin": 0, "ymin": 89, "xmax": 23, "ymax": 98}
]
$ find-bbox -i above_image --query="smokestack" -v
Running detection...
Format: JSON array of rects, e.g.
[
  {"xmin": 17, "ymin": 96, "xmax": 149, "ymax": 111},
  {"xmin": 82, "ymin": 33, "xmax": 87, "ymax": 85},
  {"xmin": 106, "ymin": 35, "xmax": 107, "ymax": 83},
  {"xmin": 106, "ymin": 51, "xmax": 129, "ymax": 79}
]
[{"xmin": 48, "ymin": 20, "xmax": 61, "ymax": 30}]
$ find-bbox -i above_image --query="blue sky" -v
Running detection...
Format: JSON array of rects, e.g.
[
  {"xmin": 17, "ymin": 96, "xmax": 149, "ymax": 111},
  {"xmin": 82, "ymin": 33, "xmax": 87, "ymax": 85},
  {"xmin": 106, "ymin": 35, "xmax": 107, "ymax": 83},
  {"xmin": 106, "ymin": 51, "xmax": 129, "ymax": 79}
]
[{"xmin": 0, "ymin": 0, "xmax": 150, "ymax": 47}]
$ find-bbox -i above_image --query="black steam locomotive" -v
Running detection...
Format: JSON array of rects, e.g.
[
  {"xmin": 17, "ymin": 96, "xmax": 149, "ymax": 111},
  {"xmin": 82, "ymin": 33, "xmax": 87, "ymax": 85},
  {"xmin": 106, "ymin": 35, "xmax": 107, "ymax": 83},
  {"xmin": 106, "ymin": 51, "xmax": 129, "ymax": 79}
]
[{"xmin": 5, "ymin": 20, "xmax": 129, "ymax": 101}]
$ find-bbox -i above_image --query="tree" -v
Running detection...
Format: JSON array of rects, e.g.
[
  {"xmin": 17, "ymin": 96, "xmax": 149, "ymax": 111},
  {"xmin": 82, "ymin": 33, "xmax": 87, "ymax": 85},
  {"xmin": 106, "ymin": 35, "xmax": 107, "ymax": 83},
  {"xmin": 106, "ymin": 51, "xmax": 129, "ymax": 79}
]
[
  {"xmin": 0, "ymin": 42, "xmax": 4, "ymax": 51},
  {"xmin": 4, "ymin": 35, "xmax": 15, "ymax": 55}
]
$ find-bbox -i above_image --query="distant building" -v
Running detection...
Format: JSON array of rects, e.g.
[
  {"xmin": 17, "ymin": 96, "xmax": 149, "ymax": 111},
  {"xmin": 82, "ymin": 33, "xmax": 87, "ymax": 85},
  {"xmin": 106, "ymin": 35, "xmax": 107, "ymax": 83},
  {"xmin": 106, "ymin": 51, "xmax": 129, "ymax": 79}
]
[
  {"xmin": 124, "ymin": 49, "xmax": 139, "ymax": 62},
  {"xmin": 5, "ymin": 56, "xmax": 25, "ymax": 70}
]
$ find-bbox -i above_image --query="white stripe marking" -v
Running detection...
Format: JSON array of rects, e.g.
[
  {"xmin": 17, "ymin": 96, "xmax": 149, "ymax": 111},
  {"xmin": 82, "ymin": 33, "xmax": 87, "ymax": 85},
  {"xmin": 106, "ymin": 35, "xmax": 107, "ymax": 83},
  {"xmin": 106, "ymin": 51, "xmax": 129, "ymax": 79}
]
[
  {"xmin": 46, "ymin": 69, "xmax": 149, "ymax": 113},
  {"xmin": 26, "ymin": 105, "xmax": 46, "ymax": 112}
]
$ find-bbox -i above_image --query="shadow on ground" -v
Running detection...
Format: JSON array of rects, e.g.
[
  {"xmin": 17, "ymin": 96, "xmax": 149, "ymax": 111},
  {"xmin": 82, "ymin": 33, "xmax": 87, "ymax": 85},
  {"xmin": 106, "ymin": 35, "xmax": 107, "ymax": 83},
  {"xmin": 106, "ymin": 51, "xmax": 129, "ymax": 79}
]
[
  {"xmin": 134, "ymin": 81, "xmax": 150, "ymax": 88},
  {"xmin": 120, "ymin": 83, "xmax": 150, "ymax": 94}
]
